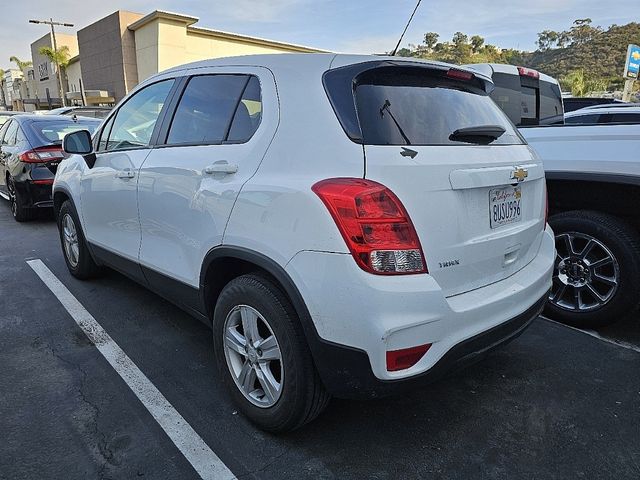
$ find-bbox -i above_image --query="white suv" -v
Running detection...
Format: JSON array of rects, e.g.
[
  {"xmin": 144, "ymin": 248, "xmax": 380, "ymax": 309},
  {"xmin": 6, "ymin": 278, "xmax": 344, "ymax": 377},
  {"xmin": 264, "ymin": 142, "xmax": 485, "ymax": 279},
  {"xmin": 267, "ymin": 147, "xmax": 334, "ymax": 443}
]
[{"xmin": 55, "ymin": 54, "xmax": 554, "ymax": 432}]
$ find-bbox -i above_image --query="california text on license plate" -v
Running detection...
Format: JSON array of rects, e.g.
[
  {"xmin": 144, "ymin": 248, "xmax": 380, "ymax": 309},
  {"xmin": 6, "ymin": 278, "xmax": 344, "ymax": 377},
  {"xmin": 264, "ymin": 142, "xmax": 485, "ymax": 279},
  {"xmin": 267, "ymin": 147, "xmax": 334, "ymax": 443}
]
[{"xmin": 489, "ymin": 186, "xmax": 522, "ymax": 228}]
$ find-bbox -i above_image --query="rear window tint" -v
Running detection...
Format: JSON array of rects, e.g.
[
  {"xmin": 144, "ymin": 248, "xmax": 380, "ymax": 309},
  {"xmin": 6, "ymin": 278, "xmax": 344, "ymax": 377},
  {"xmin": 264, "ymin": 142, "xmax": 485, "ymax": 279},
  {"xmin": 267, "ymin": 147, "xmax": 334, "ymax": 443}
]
[
  {"xmin": 353, "ymin": 69, "xmax": 522, "ymax": 146},
  {"xmin": 29, "ymin": 120, "xmax": 100, "ymax": 145}
]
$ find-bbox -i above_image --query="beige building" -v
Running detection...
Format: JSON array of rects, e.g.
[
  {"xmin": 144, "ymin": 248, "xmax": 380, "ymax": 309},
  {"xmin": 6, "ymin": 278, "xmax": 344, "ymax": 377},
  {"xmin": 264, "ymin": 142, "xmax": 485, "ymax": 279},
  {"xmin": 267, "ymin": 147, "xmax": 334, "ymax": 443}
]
[
  {"xmin": 76, "ymin": 9, "xmax": 325, "ymax": 104},
  {"xmin": 30, "ymin": 32, "xmax": 79, "ymax": 107}
]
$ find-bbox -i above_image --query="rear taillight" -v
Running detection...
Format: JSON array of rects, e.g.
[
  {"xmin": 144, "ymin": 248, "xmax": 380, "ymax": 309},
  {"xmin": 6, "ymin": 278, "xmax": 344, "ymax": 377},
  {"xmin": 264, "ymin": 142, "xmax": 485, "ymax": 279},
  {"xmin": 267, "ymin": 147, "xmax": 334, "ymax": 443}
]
[
  {"xmin": 386, "ymin": 343, "xmax": 432, "ymax": 371},
  {"xmin": 517, "ymin": 66, "xmax": 540, "ymax": 79},
  {"xmin": 19, "ymin": 146, "xmax": 64, "ymax": 163},
  {"xmin": 312, "ymin": 178, "xmax": 427, "ymax": 275},
  {"xmin": 446, "ymin": 68, "xmax": 474, "ymax": 81}
]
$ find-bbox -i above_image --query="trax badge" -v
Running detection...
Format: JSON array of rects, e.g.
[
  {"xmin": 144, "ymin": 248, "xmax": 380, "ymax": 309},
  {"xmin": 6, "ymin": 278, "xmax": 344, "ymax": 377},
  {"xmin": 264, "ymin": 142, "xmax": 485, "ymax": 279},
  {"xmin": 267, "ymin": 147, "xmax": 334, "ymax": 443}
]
[{"xmin": 510, "ymin": 167, "xmax": 528, "ymax": 182}]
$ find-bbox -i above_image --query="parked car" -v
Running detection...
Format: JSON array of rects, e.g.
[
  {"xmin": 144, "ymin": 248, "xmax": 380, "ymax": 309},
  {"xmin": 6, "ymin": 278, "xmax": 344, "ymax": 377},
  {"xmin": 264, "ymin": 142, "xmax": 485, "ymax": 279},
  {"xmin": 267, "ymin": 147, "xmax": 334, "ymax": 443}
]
[
  {"xmin": 520, "ymin": 123, "xmax": 640, "ymax": 328},
  {"xmin": 0, "ymin": 111, "xmax": 25, "ymax": 126},
  {"xmin": 55, "ymin": 54, "xmax": 554, "ymax": 432},
  {"xmin": 0, "ymin": 115, "xmax": 101, "ymax": 221},
  {"xmin": 562, "ymin": 97, "xmax": 625, "ymax": 112},
  {"xmin": 557, "ymin": 105, "xmax": 640, "ymax": 125},
  {"xmin": 464, "ymin": 63, "xmax": 563, "ymax": 126},
  {"xmin": 45, "ymin": 106, "xmax": 112, "ymax": 119}
]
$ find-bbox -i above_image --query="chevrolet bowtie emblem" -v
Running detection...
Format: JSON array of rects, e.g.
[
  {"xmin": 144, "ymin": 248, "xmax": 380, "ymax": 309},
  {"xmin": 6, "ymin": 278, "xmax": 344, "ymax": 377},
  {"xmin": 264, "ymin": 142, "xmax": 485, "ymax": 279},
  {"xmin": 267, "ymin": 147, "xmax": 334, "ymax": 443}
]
[{"xmin": 510, "ymin": 167, "xmax": 528, "ymax": 182}]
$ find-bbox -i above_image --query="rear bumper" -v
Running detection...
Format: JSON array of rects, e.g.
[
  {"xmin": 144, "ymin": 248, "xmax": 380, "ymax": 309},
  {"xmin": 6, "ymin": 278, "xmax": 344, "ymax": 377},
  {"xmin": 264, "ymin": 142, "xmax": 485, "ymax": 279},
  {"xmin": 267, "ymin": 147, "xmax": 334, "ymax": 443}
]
[
  {"xmin": 310, "ymin": 293, "xmax": 546, "ymax": 399},
  {"xmin": 286, "ymin": 226, "xmax": 555, "ymax": 398},
  {"xmin": 14, "ymin": 179, "xmax": 53, "ymax": 208}
]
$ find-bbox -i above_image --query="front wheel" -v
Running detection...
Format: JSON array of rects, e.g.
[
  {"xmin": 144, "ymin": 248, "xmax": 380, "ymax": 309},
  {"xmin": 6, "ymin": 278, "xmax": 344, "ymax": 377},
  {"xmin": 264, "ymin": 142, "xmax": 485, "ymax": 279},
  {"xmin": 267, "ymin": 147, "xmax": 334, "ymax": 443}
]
[
  {"xmin": 57, "ymin": 200, "xmax": 101, "ymax": 279},
  {"xmin": 213, "ymin": 274, "xmax": 330, "ymax": 432},
  {"xmin": 545, "ymin": 211, "xmax": 640, "ymax": 328}
]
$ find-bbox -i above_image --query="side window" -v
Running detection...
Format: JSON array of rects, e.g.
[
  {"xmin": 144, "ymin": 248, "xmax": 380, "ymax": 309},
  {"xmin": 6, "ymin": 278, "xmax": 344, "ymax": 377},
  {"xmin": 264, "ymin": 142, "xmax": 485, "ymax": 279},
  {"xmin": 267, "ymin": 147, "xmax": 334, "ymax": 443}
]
[
  {"xmin": 166, "ymin": 75, "xmax": 256, "ymax": 145},
  {"xmin": 106, "ymin": 79, "xmax": 174, "ymax": 151},
  {"xmin": 97, "ymin": 114, "xmax": 116, "ymax": 152},
  {"xmin": 3, "ymin": 121, "xmax": 19, "ymax": 146},
  {"xmin": 0, "ymin": 121, "xmax": 11, "ymax": 145},
  {"xmin": 609, "ymin": 113, "xmax": 640, "ymax": 124},
  {"xmin": 565, "ymin": 114, "xmax": 600, "ymax": 124},
  {"xmin": 228, "ymin": 76, "xmax": 262, "ymax": 143}
]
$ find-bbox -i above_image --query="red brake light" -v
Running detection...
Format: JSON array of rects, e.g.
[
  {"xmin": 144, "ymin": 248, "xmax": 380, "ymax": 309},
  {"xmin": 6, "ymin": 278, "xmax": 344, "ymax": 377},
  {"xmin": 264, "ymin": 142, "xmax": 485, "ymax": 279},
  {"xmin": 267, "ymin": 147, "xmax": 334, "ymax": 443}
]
[
  {"xmin": 446, "ymin": 68, "xmax": 474, "ymax": 81},
  {"xmin": 312, "ymin": 178, "xmax": 427, "ymax": 275},
  {"xmin": 19, "ymin": 146, "xmax": 64, "ymax": 163},
  {"xmin": 386, "ymin": 344, "xmax": 432, "ymax": 371},
  {"xmin": 517, "ymin": 66, "xmax": 540, "ymax": 79}
]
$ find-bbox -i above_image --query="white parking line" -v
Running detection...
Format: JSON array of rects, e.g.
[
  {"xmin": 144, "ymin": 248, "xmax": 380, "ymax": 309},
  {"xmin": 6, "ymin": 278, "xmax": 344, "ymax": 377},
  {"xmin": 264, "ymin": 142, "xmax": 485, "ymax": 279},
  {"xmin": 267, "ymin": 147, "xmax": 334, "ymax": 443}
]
[
  {"xmin": 27, "ymin": 259, "xmax": 236, "ymax": 480},
  {"xmin": 540, "ymin": 316, "xmax": 640, "ymax": 354}
]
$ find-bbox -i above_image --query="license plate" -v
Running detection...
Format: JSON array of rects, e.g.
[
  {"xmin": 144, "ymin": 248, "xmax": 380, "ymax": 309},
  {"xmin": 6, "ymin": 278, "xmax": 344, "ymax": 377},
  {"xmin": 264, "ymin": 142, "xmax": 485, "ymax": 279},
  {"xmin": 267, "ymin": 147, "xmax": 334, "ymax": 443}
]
[{"xmin": 489, "ymin": 186, "xmax": 522, "ymax": 228}]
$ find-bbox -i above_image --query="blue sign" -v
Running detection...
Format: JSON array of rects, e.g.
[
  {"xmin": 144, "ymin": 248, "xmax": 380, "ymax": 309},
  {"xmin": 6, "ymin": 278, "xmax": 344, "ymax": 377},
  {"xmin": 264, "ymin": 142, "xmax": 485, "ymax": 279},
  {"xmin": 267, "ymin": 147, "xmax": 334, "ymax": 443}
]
[{"xmin": 624, "ymin": 44, "xmax": 640, "ymax": 79}]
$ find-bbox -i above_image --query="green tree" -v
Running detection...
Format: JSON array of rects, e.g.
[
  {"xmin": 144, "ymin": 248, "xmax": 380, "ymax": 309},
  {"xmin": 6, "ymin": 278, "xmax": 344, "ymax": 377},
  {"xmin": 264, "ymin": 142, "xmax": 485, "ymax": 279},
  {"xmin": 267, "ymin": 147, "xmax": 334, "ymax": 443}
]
[
  {"xmin": 423, "ymin": 32, "xmax": 439, "ymax": 51},
  {"xmin": 9, "ymin": 56, "xmax": 32, "ymax": 70},
  {"xmin": 470, "ymin": 35, "xmax": 485, "ymax": 53},
  {"xmin": 38, "ymin": 46, "xmax": 71, "ymax": 70}
]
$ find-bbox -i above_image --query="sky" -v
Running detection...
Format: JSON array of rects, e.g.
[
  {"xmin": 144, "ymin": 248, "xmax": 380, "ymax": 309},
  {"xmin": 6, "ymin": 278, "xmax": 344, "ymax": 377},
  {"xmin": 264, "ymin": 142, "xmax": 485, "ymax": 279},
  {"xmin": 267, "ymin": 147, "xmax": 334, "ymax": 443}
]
[{"xmin": 1, "ymin": 0, "xmax": 637, "ymax": 69}]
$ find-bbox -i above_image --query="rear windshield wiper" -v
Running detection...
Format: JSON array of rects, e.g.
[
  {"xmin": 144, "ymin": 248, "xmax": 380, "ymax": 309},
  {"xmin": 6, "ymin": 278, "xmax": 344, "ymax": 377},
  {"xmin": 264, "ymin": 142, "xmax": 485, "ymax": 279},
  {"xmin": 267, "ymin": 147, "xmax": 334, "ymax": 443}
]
[
  {"xmin": 449, "ymin": 125, "xmax": 506, "ymax": 145},
  {"xmin": 379, "ymin": 99, "xmax": 412, "ymax": 145}
]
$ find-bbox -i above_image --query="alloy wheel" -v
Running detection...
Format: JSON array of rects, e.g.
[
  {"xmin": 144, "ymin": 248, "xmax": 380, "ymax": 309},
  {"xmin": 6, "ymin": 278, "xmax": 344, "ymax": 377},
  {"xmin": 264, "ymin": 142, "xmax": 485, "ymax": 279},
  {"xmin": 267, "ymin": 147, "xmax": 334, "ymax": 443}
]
[
  {"xmin": 223, "ymin": 305, "xmax": 283, "ymax": 408},
  {"xmin": 549, "ymin": 232, "xmax": 619, "ymax": 312},
  {"xmin": 62, "ymin": 213, "xmax": 80, "ymax": 268},
  {"xmin": 7, "ymin": 178, "xmax": 17, "ymax": 218}
]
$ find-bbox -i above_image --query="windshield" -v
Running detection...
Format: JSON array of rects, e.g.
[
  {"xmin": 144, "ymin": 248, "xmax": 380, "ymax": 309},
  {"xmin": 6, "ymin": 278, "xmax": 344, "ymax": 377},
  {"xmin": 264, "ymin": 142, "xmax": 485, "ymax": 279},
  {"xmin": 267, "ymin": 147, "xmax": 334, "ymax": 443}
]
[
  {"xmin": 354, "ymin": 71, "xmax": 523, "ymax": 146},
  {"xmin": 29, "ymin": 119, "xmax": 101, "ymax": 145}
]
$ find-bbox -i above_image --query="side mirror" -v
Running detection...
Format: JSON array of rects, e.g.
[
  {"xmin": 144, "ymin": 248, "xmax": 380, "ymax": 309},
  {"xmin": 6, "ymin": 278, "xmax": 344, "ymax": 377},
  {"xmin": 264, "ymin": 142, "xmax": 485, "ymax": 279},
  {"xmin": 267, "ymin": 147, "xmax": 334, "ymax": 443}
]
[
  {"xmin": 63, "ymin": 129, "xmax": 93, "ymax": 155},
  {"xmin": 63, "ymin": 129, "xmax": 96, "ymax": 168}
]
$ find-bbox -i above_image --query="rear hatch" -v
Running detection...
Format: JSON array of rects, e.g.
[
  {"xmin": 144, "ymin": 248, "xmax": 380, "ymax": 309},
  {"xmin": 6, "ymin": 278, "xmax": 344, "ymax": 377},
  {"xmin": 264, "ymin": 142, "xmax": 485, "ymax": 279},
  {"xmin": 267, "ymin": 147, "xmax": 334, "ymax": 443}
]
[{"xmin": 324, "ymin": 61, "xmax": 547, "ymax": 297}]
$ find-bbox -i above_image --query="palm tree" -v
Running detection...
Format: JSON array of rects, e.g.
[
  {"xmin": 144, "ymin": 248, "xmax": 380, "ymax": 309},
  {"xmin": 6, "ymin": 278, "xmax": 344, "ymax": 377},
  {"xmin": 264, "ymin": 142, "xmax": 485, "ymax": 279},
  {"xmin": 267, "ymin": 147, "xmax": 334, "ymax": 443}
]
[
  {"xmin": 9, "ymin": 56, "xmax": 32, "ymax": 70},
  {"xmin": 38, "ymin": 46, "xmax": 70, "ymax": 107}
]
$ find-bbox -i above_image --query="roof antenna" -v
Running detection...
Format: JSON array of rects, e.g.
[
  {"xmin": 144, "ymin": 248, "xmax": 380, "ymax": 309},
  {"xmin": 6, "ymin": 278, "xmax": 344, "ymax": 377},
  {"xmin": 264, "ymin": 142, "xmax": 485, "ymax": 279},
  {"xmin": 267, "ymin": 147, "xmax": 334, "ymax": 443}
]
[{"xmin": 390, "ymin": 0, "xmax": 422, "ymax": 56}]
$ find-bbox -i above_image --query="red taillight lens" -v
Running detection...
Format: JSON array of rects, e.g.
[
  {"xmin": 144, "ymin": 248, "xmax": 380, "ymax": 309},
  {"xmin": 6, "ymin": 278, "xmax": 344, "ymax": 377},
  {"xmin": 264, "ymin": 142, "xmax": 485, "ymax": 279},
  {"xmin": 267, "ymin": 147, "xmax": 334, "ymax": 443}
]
[
  {"xmin": 446, "ymin": 68, "xmax": 474, "ymax": 81},
  {"xmin": 386, "ymin": 343, "xmax": 432, "ymax": 371},
  {"xmin": 517, "ymin": 66, "xmax": 540, "ymax": 79},
  {"xmin": 312, "ymin": 178, "xmax": 427, "ymax": 275},
  {"xmin": 19, "ymin": 146, "xmax": 64, "ymax": 163}
]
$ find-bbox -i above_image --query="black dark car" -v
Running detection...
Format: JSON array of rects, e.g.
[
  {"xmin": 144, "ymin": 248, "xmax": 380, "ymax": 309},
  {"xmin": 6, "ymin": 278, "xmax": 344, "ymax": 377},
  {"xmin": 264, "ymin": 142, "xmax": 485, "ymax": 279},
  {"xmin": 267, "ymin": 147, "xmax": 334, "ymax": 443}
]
[{"xmin": 0, "ymin": 115, "xmax": 100, "ymax": 221}]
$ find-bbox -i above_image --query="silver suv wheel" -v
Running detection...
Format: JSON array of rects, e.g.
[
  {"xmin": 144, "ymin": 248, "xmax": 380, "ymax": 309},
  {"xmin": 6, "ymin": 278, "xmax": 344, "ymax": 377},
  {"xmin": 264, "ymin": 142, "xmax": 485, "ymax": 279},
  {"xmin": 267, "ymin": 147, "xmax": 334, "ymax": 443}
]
[
  {"xmin": 62, "ymin": 213, "xmax": 80, "ymax": 268},
  {"xmin": 223, "ymin": 305, "xmax": 283, "ymax": 408}
]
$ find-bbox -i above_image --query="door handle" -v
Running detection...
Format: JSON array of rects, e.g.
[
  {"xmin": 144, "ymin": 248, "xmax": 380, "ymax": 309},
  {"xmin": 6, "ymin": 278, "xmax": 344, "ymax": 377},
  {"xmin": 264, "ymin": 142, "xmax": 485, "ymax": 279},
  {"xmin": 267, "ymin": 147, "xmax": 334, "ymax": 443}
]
[
  {"xmin": 115, "ymin": 169, "xmax": 135, "ymax": 179},
  {"xmin": 204, "ymin": 162, "xmax": 238, "ymax": 175}
]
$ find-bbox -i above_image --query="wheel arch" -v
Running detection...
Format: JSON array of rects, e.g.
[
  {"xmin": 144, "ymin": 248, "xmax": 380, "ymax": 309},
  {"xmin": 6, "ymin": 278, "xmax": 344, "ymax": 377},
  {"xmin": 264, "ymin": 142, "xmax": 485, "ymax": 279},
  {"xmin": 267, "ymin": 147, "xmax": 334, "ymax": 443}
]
[{"xmin": 546, "ymin": 173, "xmax": 640, "ymax": 232}]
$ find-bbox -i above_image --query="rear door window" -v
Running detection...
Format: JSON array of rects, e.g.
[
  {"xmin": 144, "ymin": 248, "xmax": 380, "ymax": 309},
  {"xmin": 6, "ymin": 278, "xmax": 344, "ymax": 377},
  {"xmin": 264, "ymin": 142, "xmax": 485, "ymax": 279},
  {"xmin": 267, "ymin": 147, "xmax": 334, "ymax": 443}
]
[
  {"xmin": 3, "ymin": 121, "xmax": 19, "ymax": 146},
  {"xmin": 166, "ymin": 74, "xmax": 259, "ymax": 145},
  {"xmin": 353, "ymin": 68, "xmax": 522, "ymax": 146}
]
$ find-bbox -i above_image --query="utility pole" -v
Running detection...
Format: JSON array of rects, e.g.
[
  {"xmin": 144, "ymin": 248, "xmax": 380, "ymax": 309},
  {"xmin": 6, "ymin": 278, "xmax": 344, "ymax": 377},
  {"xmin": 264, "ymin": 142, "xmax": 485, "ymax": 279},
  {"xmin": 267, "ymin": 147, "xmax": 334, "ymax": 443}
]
[{"xmin": 29, "ymin": 18, "xmax": 74, "ymax": 108}]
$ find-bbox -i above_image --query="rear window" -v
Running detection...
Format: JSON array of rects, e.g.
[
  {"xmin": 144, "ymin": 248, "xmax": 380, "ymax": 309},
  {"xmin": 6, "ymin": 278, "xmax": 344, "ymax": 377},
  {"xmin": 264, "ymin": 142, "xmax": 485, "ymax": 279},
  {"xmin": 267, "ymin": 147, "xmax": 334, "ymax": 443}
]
[
  {"xmin": 29, "ymin": 120, "xmax": 100, "ymax": 145},
  {"xmin": 352, "ymin": 68, "xmax": 523, "ymax": 146},
  {"xmin": 490, "ymin": 72, "xmax": 562, "ymax": 126}
]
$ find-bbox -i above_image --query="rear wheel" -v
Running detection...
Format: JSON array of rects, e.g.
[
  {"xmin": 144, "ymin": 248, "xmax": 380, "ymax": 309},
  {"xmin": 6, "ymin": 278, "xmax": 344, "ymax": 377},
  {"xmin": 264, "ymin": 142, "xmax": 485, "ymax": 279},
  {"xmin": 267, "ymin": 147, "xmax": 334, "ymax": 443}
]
[
  {"xmin": 58, "ymin": 200, "xmax": 101, "ymax": 279},
  {"xmin": 213, "ymin": 274, "xmax": 330, "ymax": 432},
  {"xmin": 7, "ymin": 176, "xmax": 34, "ymax": 222},
  {"xmin": 545, "ymin": 211, "xmax": 640, "ymax": 328}
]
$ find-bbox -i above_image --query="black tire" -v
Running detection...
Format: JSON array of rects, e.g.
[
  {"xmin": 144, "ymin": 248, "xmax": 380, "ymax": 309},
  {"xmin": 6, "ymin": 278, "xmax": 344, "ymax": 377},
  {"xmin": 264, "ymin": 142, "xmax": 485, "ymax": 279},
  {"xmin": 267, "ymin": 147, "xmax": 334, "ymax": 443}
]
[
  {"xmin": 213, "ymin": 274, "xmax": 330, "ymax": 432},
  {"xmin": 545, "ymin": 210, "xmax": 640, "ymax": 328},
  {"xmin": 57, "ymin": 200, "xmax": 101, "ymax": 279},
  {"xmin": 7, "ymin": 176, "xmax": 34, "ymax": 222}
]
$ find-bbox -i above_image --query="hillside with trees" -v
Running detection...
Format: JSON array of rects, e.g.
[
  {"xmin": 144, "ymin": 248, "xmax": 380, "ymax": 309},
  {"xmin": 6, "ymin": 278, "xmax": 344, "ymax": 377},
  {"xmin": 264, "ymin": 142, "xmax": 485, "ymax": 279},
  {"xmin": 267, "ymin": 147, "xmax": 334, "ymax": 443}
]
[{"xmin": 398, "ymin": 20, "xmax": 640, "ymax": 95}]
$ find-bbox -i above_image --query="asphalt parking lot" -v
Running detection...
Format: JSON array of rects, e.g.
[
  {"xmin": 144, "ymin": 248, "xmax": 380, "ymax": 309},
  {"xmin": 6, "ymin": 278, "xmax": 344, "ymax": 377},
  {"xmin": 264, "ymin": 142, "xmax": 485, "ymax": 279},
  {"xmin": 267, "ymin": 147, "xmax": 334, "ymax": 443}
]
[{"xmin": 1, "ymin": 204, "xmax": 639, "ymax": 480}]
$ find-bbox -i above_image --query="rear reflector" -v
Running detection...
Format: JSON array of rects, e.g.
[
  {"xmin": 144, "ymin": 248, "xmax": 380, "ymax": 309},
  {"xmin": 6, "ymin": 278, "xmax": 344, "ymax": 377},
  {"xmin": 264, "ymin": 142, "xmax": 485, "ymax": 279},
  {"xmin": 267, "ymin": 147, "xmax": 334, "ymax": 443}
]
[
  {"xmin": 31, "ymin": 179, "xmax": 54, "ymax": 185},
  {"xmin": 517, "ymin": 66, "xmax": 540, "ymax": 79},
  {"xmin": 19, "ymin": 146, "xmax": 64, "ymax": 163},
  {"xmin": 386, "ymin": 344, "xmax": 432, "ymax": 371},
  {"xmin": 446, "ymin": 68, "xmax": 474, "ymax": 81},
  {"xmin": 312, "ymin": 178, "xmax": 427, "ymax": 275}
]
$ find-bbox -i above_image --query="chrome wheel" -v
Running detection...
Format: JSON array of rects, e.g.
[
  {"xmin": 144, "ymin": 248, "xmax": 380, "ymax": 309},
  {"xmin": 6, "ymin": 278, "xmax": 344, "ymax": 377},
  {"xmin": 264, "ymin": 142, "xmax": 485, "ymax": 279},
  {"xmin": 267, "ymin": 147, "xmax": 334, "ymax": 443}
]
[
  {"xmin": 62, "ymin": 213, "xmax": 80, "ymax": 268},
  {"xmin": 223, "ymin": 305, "xmax": 283, "ymax": 408},
  {"xmin": 550, "ymin": 232, "xmax": 619, "ymax": 312}
]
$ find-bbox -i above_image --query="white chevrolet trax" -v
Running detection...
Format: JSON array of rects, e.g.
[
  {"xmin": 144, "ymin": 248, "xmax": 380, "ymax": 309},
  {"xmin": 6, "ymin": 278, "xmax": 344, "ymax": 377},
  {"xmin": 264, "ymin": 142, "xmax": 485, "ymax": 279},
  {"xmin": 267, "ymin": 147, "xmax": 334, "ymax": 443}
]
[{"xmin": 55, "ymin": 54, "xmax": 554, "ymax": 432}]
